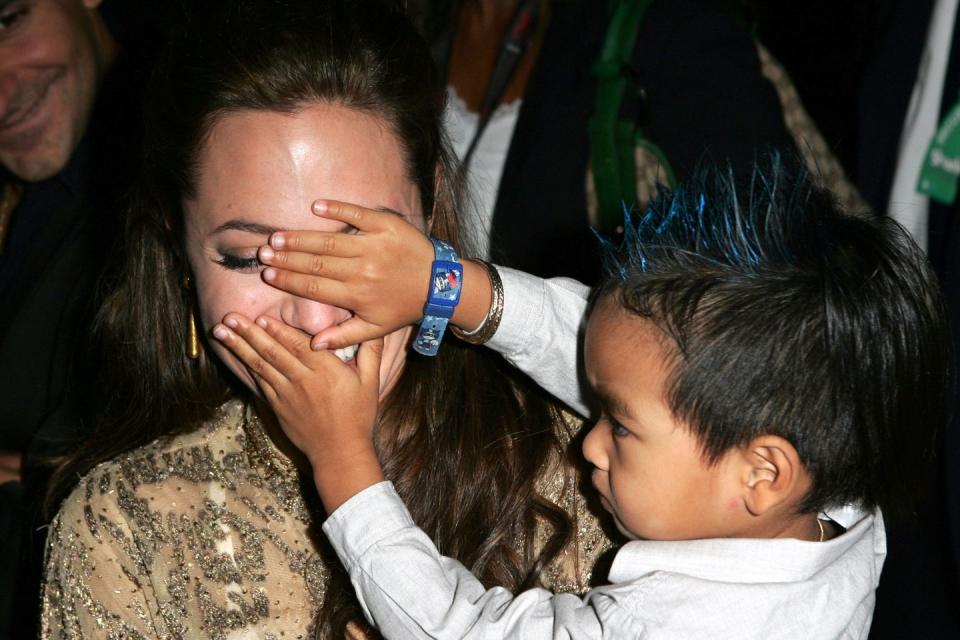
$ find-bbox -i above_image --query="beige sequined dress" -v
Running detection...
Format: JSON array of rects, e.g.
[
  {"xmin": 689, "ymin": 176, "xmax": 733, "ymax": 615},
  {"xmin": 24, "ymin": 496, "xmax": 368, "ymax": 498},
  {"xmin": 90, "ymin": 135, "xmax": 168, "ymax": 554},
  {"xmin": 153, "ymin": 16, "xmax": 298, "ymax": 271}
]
[{"xmin": 40, "ymin": 400, "xmax": 612, "ymax": 639}]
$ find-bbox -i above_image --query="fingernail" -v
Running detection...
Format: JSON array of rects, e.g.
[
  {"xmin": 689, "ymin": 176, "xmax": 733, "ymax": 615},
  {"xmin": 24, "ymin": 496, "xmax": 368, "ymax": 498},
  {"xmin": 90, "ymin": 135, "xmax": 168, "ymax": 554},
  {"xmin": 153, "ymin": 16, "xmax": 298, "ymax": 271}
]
[
  {"xmin": 213, "ymin": 326, "xmax": 229, "ymax": 340},
  {"xmin": 270, "ymin": 233, "xmax": 285, "ymax": 249},
  {"xmin": 224, "ymin": 317, "xmax": 238, "ymax": 329},
  {"xmin": 312, "ymin": 200, "xmax": 328, "ymax": 214},
  {"xmin": 259, "ymin": 246, "xmax": 275, "ymax": 261},
  {"xmin": 263, "ymin": 267, "xmax": 276, "ymax": 282},
  {"xmin": 312, "ymin": 341, "xmax": 328, "ymax": 351},
  {"xmin": 256, "ymin": 316, "xmax": 268, "ymax": 328}
]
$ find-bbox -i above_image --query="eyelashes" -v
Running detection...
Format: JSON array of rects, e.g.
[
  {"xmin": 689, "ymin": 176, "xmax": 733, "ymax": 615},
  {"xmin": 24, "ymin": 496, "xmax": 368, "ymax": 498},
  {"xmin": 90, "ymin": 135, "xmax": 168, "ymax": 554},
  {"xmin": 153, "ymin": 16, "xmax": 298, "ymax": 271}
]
[
  {"xmin": 609, "ymin": 417, "xmax": 630, "ymax": 438},
  {"xmin": 601, "ymin": 412, "xmax": 631, "ymax": 438},
  {"xmin": 215, "ymin": 251, "xmax": 263, "ymax": 272}
]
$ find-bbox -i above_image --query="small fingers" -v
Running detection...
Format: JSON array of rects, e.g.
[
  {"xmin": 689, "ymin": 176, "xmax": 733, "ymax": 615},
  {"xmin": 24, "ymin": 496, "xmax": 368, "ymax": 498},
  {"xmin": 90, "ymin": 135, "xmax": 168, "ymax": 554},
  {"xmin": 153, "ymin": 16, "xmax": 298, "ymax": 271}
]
[
  {"xmin": 212, "ymin": 317, "xmax": 288, "ymax": 393},
  {"xmin": 259, "ymin": 247, "xmax": 356, "ymax": 280},
  {"xmin": 267, "ymin": 230, "xmax": 360, "ymax": 257},
  {"xmin": 230, "ymin": 314, "xmax": 310, "ymax": 377},
  {"xmin": 255, "ymin": 316, "xmax": 350, "ymax": 382},
  {"xmin": 311, "ymin": 317, "xmax": 386, "ymax": 351},
  {"xmin": 260, "ymin": 268, "xmax": 351, "ymax": 305},
  {"xmin": 312, "ymin": 199, "xmax": 389, "ymax": 232},
  {"xmin": 254, "ymin": 315, "xmax": 314, "ymax": 362},
  {"xmin": 356, "ymin": 337, "xmax": 384, "ymax": 391}
]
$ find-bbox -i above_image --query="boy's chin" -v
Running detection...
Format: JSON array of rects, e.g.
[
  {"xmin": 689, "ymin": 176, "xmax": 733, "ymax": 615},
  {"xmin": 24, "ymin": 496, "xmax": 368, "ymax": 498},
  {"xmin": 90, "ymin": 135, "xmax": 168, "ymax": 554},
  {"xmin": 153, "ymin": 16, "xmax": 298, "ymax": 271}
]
[{"xmin": 612, "ymin": 517, "xmax": 641, "ymax": 541}]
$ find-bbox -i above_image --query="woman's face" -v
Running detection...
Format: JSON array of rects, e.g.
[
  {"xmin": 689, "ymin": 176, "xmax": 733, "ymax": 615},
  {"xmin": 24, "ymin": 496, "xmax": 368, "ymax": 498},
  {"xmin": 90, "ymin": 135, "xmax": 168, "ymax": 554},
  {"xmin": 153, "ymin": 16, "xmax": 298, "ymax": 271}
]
[{"xmin": 184, "ymin": 103, "xmax": 425, "ymax": 396}]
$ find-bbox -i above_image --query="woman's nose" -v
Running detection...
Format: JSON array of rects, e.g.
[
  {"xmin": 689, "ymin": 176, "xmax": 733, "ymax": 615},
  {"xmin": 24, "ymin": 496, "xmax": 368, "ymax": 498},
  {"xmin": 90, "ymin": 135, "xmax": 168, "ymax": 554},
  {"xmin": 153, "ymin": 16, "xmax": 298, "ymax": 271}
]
[{"xmin": 279, "ymin": 294, "xmax": 349, "ymax": 336}]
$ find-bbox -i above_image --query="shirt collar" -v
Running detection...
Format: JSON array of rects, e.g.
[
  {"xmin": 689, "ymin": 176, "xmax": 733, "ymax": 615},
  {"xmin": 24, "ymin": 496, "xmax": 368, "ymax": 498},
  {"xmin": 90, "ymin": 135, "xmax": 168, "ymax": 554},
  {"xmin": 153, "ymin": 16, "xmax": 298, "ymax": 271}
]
[{"xmin": 608, "ymin": 506, "xmax": 884, "ymax": 585}]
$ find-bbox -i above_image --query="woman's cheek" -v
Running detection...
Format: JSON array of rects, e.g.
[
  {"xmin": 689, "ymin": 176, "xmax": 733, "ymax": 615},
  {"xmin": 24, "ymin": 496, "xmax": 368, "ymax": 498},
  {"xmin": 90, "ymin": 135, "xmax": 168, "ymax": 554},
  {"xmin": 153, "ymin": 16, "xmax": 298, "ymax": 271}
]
[
  {"xmin": 195, "ymin": 278, "xmax": 272, "ymax": 395},
  {"xmin": 378, "ymin": 326, "xmax": 412, "ymax": 398},
  {"xmin": 198, "ymin": 278, "xmax": 269, "ymax": 330}
]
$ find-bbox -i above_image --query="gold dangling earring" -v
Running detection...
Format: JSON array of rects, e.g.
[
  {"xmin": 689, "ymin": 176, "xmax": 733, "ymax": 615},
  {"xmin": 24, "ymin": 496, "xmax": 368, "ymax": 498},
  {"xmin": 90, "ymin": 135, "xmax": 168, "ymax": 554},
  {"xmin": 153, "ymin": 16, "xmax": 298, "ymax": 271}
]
[{"xmin": 183, "ymin": 275, "xmax": 202, "ymax": 360}]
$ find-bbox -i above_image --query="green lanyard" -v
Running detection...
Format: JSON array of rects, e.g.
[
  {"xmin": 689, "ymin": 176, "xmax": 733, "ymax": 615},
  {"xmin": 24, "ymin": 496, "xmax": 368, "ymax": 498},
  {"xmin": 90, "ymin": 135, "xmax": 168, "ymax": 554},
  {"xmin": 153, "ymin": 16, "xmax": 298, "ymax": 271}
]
[
  {"xmin": 918, "ymin": 93, "xmax": 960, "ymax": 205},
  {"xmin": 589, "ymin": 0, "xmax": 675, "ymax": 233}
]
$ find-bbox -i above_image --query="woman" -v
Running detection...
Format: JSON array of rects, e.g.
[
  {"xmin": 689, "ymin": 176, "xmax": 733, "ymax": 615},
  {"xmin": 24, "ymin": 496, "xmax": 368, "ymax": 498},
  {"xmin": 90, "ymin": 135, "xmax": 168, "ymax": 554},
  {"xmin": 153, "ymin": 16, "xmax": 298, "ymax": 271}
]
[{"xmin": 40, "ymin": 1, "xmax": 611, "ymax": 637}]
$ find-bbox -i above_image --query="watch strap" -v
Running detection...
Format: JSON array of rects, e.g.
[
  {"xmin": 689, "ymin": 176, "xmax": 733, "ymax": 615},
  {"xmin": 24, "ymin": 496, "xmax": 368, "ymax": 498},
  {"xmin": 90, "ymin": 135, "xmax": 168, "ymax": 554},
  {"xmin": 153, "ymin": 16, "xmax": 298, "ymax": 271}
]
[{"xmin": 413, "ymin": 238, "xmax": 461, "ymax": 356}]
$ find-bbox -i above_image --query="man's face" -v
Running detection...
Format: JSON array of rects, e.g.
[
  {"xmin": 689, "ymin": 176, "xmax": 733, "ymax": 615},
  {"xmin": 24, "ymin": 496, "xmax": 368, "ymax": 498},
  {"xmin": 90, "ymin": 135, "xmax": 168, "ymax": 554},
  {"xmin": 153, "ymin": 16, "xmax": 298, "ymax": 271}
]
[{"xmin": 0, "ymin": 0, "xmax": 111, "ymax": 181}]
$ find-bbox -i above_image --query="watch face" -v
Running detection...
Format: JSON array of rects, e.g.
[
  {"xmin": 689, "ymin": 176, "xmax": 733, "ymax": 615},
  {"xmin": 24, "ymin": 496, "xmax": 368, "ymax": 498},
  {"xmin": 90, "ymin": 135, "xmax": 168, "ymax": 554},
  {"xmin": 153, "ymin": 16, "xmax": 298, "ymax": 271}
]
[
  {"xmin": 418, "ymin": 326, "xmax": 440, "ymax": 348},
  {"xmin": 432, "ymin": 265, "xmax": 462, "ymax": 302}
]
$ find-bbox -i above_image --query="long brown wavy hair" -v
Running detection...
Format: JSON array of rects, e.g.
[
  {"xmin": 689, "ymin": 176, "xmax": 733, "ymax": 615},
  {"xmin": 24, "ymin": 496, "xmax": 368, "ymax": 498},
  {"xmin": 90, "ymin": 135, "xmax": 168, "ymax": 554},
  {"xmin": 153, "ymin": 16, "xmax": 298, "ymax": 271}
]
[{"xmin": 48, "ymin": 0, "xmax": 572, "ymax": 636}]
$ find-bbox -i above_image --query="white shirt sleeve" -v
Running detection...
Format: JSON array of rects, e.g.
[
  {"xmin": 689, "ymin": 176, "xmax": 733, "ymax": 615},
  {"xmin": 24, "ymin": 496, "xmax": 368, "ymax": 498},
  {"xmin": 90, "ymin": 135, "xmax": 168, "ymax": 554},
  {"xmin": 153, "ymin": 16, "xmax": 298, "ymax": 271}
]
[
  {"xmin": 484, "ymin": 267, "xmax": 592, "ymax": 417},
  {"xmin": 323, "ymin": 482, "xmax": 609, "ymax": 640}
]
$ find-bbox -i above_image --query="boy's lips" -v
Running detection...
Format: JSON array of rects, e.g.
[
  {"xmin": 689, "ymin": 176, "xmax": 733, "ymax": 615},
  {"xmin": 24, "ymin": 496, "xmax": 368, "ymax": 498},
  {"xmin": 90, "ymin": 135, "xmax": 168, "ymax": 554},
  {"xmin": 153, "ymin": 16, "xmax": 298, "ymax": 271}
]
[{"xmin": 592, "ymin": 479, "xmax": 612, "ymax": 512}]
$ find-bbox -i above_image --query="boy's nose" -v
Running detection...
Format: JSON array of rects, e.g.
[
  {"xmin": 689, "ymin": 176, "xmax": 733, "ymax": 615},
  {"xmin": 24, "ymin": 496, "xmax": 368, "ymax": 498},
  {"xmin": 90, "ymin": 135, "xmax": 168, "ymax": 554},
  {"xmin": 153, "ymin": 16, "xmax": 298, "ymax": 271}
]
[
  {"xmin": 581, "ymin": 422, "xmax": 607, "ymax": 470},
  {"xmin": 279, "ymin": 295, "xmax": 349, "ymax": 337}
]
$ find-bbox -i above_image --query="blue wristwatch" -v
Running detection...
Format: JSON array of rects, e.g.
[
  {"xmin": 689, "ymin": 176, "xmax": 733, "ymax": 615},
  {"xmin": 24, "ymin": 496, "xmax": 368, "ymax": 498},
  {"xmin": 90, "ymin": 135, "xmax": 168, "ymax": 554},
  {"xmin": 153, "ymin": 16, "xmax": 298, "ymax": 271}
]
[{"xmin": 413, "ymin": 238, "xmax": 463, "ymax": 356}]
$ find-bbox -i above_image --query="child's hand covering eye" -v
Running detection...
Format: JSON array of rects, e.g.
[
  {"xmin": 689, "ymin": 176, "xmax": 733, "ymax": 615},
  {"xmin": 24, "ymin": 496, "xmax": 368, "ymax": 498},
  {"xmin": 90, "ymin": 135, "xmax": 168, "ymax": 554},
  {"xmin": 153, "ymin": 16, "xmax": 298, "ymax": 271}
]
[
  {"xmin": 212, "ymin": 313, "xmax": 385, "ymax": 512},
  {"xmin": 258, "ymin": 200, "xmax": 434, "ymax": 351}
]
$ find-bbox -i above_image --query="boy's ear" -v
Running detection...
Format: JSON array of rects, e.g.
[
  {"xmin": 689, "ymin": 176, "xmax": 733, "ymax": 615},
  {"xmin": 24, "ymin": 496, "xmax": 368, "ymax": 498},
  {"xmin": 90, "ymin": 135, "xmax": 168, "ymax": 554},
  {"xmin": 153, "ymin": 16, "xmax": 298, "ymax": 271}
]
[{"xmin": 738, "ymin": 435, "xmax": 806, "ymax": 516}]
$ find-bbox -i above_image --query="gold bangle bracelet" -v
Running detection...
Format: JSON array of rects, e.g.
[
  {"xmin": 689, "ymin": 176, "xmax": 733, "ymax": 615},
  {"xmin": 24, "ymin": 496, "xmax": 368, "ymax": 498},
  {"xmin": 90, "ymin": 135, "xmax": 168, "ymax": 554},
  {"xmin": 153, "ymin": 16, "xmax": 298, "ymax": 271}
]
[{"xmin": 450, "ymin": 260, "xmax": 504, "ymax": 345}]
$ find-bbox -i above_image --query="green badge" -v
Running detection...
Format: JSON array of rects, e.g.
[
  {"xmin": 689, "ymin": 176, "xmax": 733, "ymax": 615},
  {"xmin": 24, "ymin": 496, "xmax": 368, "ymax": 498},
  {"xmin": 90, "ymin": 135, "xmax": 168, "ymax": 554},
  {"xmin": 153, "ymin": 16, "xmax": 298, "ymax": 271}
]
[{"xmin": 919, "ymin": 97, "xmax": 960, "ymax": 205}]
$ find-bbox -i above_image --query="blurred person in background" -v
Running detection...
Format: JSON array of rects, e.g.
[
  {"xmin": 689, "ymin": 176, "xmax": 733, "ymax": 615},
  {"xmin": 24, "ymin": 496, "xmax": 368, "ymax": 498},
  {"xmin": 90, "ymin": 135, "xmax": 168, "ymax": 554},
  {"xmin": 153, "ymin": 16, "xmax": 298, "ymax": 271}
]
[
  {"xmin": 0, "ymin": 0, "xmax": 169, "ymax": 636},
  {"xmin": 406, "ymin": 0, "xmax": 865, "ymax": 283}
]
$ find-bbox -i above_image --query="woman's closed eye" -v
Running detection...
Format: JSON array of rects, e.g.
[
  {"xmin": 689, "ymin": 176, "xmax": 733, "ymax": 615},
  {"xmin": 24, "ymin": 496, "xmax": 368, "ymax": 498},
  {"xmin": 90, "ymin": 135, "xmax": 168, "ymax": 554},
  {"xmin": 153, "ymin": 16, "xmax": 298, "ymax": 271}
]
[{"xmin": 215, "ymin": 250, "xmax": 263, "ymax": 272}]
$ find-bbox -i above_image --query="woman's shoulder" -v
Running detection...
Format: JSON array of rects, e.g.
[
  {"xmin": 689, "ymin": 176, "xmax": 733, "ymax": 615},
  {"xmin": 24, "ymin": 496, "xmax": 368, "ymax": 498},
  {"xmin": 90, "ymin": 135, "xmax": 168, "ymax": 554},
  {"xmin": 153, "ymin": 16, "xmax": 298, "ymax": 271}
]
[
  {"xmin": 54, "ymin": 398, "xmax": 249, "ymax": 517},
  {"xmin": 41, "ymin": 398, "xmax": 269, "ymax": 638}
]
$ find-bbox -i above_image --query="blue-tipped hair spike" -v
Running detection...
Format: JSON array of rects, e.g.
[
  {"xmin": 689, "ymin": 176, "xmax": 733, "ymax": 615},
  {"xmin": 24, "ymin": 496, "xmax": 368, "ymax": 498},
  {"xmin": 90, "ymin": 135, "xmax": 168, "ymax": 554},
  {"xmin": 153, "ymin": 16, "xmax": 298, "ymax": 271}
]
[{"xmin": 596, "ymin": 152, "xmax": 813, "ymax": 285}]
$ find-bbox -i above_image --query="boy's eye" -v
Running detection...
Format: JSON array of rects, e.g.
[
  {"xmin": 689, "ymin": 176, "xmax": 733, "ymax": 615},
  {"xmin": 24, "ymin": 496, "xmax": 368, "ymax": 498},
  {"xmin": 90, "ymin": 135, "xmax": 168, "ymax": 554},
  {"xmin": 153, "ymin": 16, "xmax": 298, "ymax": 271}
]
[
  {"xmin": 215, "ymin": 251, "xmax": 263, "ymax": 272},
  {"xmin": 601, "ymin": 413, "xmax": 630, "ymax": 438}
]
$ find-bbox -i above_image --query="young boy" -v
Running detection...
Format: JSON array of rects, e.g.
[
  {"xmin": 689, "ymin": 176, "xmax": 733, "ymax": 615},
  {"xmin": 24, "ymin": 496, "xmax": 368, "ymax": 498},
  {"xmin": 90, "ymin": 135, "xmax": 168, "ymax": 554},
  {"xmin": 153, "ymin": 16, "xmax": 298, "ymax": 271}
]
[{"xmin": 214, "ymin": 160, "xmax": 948, "ymax": 638}]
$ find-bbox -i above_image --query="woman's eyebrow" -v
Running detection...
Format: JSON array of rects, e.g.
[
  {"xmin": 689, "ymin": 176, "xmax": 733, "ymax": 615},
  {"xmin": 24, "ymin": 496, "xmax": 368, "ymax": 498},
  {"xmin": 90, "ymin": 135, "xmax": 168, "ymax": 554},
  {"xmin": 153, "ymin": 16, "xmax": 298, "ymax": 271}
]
[{"xmin": 212, "ymin": 220, "xmax": 281, "ymax": 235}]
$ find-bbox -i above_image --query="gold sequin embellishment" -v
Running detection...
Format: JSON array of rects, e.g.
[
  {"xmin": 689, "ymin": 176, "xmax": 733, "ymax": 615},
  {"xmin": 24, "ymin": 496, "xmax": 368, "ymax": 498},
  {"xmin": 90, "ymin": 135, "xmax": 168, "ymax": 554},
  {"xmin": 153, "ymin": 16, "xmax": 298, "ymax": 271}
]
[{"xmin": 41, "ymin": 400, "xmax": 613, "ymax": 638}]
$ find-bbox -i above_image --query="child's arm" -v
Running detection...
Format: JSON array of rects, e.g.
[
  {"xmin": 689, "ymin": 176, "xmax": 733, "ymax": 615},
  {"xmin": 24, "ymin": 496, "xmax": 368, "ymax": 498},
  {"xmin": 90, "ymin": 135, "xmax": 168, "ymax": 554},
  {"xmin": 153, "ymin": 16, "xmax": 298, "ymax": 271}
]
[
  {"xmin": 487, "ymin": 267, "xmax": 591, "ymax": 417},
  {"xmin": 214, "ymin": 315, "xmax": 614, "ymax": 639},
  {"xmin": 258, "ymin": 200, "xmax": 591, "ymax": 416},
  {"xmin": 323, "ymin": 482, "xmax": 609, "ymax": 639}
]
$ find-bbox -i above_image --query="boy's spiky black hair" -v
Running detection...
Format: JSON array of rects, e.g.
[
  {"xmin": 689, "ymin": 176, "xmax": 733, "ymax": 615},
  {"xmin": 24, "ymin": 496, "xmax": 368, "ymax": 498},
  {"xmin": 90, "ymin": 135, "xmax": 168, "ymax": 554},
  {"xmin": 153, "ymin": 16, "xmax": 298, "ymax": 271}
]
[{"xmin": 596, "ymin": 155, "xmax": 949, "ymax": 516}]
